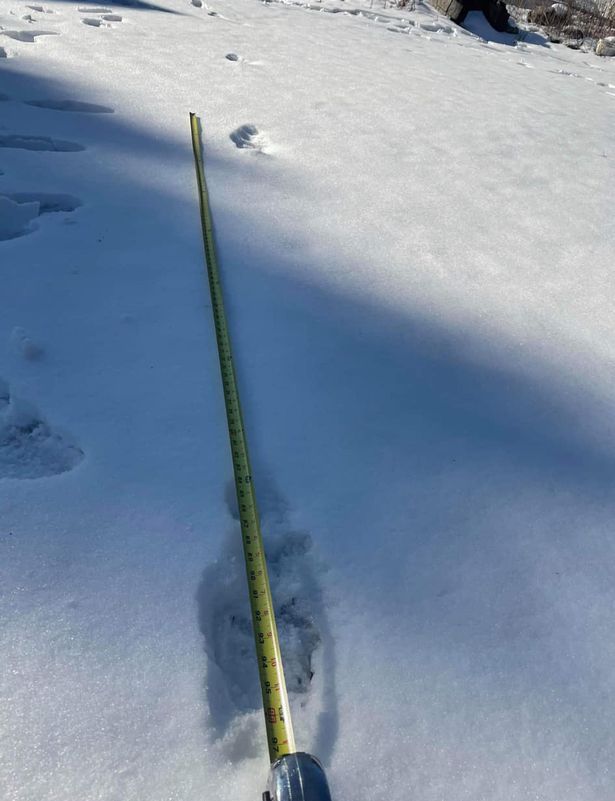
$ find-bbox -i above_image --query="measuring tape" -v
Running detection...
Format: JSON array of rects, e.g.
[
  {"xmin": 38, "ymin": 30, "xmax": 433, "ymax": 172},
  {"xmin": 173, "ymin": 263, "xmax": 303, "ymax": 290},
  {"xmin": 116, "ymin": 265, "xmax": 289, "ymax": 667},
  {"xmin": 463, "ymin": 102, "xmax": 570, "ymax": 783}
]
[
  {"xmin": 190, "ymin": 112, "xmax": 333, "ymax": 801},
  {"xmin": 189, "ymin": 112, "xmax": 296, "ymax": 763}
]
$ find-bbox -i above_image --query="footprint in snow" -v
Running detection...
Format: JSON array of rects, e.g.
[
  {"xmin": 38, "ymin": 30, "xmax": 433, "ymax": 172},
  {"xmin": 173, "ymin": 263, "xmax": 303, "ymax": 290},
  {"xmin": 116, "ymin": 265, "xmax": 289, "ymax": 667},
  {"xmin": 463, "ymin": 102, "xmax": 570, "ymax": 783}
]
[
  {"xmin": 0, "ymin": 378, "xmax": 84, "ymax": 479},
  {"xmin": 225, "ymin": 53, "xmax": 263, "ymax": 67},
  {"xmin": 82, "ymin": 17, "xmax": 112, "ymax": 26},
  {"xmin": 0, "ymin": 193, "xmax": 82, "ymax": 241},
  {"xmin": 10, "ymin": 327, "xmax": 43, "ymax": 360},
  {"xmin": 26, "ymin": 99, "xmax": 114, "ymax": 113},
  {"xmin": 26, "ymin": 4, "xmax": 56, "ymax": 12},
  {"xmin": 79, "ymin": 7, "xmax": 123, "ymax": 25},
  {"xmin": 419, "ymin": 20, "xmax": 453, "ymax": 33},
  {"xmin": 196, "ymin": 480, "xmax": 326, "ymax": 758},
  {"xmin": 0, "ymin": 47, "xmax": 10, "ymax": 58},
  {"xmin": 0, "ymin": 134, "xmax": 85, "ymax": 152},
  {"xmin": 1, "ymin": 30, "xmax": 58, "ymax": 42},
  {"xmin": 230, "ymin": 124, "xmax": 271, "ymax": 153}
]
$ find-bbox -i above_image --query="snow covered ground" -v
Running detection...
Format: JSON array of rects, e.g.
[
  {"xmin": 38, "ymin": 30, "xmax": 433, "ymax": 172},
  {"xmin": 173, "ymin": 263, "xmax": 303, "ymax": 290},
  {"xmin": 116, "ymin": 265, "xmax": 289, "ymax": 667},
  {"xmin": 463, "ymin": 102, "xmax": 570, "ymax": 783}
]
[{"xmin": 1, "ymin": 0, "xmax": 614, "ymax": 798}]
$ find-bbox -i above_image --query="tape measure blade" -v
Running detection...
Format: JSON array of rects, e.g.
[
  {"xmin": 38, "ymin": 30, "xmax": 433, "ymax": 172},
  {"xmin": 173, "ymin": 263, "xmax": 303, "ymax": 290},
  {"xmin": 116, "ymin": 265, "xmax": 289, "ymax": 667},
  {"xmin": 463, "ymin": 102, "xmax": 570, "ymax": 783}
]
[{"xmin": 190, "ymin": 113, "xmax": 296, "ymax": 762}]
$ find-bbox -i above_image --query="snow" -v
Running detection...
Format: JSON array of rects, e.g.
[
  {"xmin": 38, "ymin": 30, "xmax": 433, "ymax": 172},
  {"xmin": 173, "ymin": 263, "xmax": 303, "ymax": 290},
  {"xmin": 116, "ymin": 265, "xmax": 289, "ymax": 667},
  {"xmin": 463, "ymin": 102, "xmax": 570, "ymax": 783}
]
[
  {"xmin": 1, "ymin": 0, "xmax": 614, "ymax": 799},
  {"xmin": 0, "ymin": 194, "xmax": 39, "ymax": 240}
]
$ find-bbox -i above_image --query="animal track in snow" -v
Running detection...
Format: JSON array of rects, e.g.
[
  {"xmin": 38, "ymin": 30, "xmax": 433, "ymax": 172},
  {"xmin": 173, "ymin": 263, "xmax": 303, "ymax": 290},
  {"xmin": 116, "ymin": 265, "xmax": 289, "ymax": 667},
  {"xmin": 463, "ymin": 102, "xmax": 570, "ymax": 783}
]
[
  {"xmin": 225, "ymin": 53, "xmax": 263, "ymax": 67},
  {"xmin": 2, "ymin": 30, "xmax": 58, "ymax": 42},
  {"xmin": 197, "ymin": 481, "xmax": 324, "ymax": 751},
  {"xmin": 26, "ymin": 99, "xmax": 114, "ymax": 113},
  {"xmin": 0, "ymin": 196, "xmax": 40, "ymax": 241},
  {"xmin": 419, "ymin": 20, "xmax": 453, "ymax": 32},
  {"xmin": 81, "ymin": 13, "xmax": 122, "ymax": 25},
  {"xmin": 0, "ymin": 378, "xmax": 84, "ymax": 479},
  {"xmin": 0, "ymin": 135, "xmax": 85, "ymax": 152},
  {"xmin": 199, "ymin": 532, "xmax": 321, "ymax": 700},
  {"xmin": 7, "ymin": 192, "xmax": 81, "ymax": 210},
  {"xmin": 79, "ymin": 2, "xmax": 123, "ymax": 23},
  {"xmin": 10, "ymin": 327, "xmax": 43, "ymax": 360},
  {"xmin": 0, "ymin": 47, "xmax": 9, "ymax": 58},
  {"xmin": 230, "ymin": 124, "xmax": 271, "ymax": 153},
  {"xmin": 0, "ymin": 193, "xmax": 81, "ymax": 240},
  {"xmin": 26, "ymin": 5, "xmax": 56, "ymax": 12}
]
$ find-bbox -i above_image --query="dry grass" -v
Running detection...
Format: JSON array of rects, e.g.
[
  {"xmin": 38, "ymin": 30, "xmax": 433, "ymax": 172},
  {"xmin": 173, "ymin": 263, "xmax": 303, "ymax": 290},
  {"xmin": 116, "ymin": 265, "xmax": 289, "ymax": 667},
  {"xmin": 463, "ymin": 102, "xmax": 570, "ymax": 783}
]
[{"xmin": 526, "ymin": 0, "xmax": 615, "ymax": 44}]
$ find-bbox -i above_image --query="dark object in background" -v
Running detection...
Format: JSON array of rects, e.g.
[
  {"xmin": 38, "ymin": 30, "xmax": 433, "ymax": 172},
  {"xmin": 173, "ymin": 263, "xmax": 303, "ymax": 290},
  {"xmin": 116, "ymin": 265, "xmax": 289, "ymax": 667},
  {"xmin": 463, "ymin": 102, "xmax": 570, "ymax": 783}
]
[{"xmin": 430, "ymin": 0, "xmax": 514, "ymax": 32}]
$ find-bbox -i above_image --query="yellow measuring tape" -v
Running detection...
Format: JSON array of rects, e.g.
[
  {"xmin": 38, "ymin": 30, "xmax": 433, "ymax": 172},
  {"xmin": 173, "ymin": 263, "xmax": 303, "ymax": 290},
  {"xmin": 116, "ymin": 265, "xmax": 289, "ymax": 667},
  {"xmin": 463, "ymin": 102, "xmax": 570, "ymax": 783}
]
[{"xmin": 190, "ymin": 112, "xmax": 296, "ymax": 763}]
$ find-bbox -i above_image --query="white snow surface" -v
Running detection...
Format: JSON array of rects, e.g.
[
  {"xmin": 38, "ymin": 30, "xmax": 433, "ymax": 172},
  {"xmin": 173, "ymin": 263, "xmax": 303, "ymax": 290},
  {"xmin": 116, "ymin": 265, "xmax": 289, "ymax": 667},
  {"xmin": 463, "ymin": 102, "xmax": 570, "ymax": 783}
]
[{"xmin": 1, "ymin": 0, "xmax": 614, "ymax": 799}]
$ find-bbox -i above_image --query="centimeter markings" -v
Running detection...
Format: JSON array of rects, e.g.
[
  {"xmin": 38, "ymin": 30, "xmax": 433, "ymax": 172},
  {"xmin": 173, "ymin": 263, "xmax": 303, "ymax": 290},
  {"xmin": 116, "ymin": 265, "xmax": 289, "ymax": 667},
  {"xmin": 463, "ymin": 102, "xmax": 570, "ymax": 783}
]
[{"xmin": 189, "ymin": 113, "xmax": 296, "ymax": 763}]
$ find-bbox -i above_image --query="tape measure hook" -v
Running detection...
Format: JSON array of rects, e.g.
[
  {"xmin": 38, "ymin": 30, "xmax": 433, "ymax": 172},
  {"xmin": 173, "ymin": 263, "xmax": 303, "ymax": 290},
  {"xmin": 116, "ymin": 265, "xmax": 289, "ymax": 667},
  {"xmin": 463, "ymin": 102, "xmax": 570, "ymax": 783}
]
[{"xmin": 264, "ymin": 752, "xmax": 333, "ymax": 801}]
